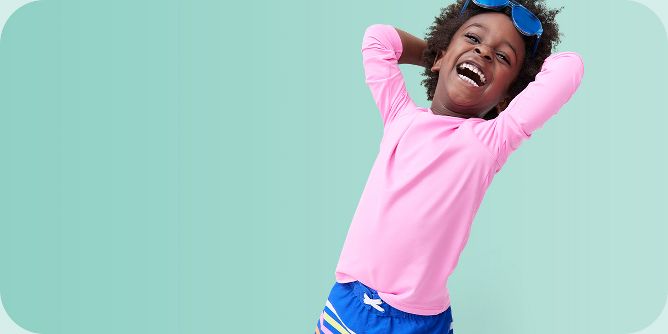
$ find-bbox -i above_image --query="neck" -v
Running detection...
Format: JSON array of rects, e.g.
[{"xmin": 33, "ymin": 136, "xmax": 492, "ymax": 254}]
[{"xmin": 430, "ymin": 101, "xmax": 477, "ymax": 119}]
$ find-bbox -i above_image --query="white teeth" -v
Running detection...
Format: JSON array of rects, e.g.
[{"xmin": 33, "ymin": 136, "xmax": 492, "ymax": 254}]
[
  {"xmin": 458, "ymin": 74, "xmax": 479, "ymax": 87},
  {"xmin": 458, "ymin": 62, "xmax": 486, "ymax": 85}
]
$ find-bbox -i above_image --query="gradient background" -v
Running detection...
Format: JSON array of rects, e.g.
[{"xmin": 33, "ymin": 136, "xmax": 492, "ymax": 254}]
[{"xmin": 1, "ymin": 0, "xmax": 667, "ymax": 333}]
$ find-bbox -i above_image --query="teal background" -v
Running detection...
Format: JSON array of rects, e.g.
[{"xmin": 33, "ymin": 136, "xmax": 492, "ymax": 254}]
[{"xmin": 0, "ymin": 0, "xmax": 666, "ymax": 333}]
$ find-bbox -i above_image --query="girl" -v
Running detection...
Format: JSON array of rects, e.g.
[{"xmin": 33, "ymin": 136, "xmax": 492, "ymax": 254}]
[{"xmin": 315, "ymin": 0, "xmax": 584, "ymax": 333}]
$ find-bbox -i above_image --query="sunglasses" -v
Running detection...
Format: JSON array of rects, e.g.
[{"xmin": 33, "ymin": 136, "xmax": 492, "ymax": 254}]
[{"xmin": 460, "ymin": 0, "xmax": 543, "ymax": 58}]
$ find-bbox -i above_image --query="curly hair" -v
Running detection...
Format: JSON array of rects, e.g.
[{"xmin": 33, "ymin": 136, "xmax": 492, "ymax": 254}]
[{"xmin": 420, "ymin": 0, "xmax": 563, "ymax": 120}]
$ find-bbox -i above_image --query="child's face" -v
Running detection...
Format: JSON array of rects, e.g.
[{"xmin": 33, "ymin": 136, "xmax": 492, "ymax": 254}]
[{"xmin": 430, "ymin": 12, "xmax": 526, "ymax": 118}]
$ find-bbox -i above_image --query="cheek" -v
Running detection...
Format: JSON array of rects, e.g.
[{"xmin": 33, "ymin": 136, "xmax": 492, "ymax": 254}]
[
  {"xmin": 497, "ymin": 69, "xmax": 520, "ymax": 88},
  {"xmin": 510, "ymin": 64, "xmax": 524, "ymax": 82},
  {"xmin": 437, "ymin": 67, "xmax": 451, "ymax": 84}
]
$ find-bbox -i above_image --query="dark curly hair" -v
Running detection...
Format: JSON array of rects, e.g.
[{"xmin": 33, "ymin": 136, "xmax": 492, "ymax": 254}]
[{"xmin": 420, "ymin": 0, "xmax": 563, "ymax": 120}]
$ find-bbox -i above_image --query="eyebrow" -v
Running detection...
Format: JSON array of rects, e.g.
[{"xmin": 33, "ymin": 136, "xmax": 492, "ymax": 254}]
[{"xmin": 465, "ymin": 23, "xmax": 518, "ymax": 60}]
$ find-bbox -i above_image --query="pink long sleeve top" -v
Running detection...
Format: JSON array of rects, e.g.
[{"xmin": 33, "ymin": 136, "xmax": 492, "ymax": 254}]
[{"xmin": 334, "ymin": 24, "xmax": 585, "ymax": 315}]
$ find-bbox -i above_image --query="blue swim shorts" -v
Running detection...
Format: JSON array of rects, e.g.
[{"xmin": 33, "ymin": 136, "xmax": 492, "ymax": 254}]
[{"xmin": 314, "ymin": 280, "xmax": 454, "ymax": 333}]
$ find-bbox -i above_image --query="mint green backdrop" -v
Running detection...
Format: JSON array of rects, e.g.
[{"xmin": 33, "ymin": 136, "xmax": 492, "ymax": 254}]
[{"xmin": 0, "ymin": 0, "xmax": 666, "ymax": 333}]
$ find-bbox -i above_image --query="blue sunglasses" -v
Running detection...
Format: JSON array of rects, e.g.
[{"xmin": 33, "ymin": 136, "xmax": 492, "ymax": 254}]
[{"xmin": 460, "ymin": 0, "xmax": 543, "ymax": 57}]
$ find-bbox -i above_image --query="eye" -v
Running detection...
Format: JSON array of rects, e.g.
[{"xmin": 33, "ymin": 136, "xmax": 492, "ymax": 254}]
[
  {"xmin": 496, "ymin": 53, "xmax": 510, "ymax": 65},
  {"xmin": 465, "ymin": 33, "xmax": 479, "ymax": 43}
]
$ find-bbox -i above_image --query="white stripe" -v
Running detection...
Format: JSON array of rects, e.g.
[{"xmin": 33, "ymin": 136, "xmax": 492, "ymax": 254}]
[{"xmin": 325, "ymin": 299, "xmax": 357, "ymax": 334}]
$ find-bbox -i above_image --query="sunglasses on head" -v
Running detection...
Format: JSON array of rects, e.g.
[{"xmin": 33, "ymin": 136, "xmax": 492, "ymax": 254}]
[{"xmin": 460, "ymin": 0, "xmax": 543, "ymax": 58}]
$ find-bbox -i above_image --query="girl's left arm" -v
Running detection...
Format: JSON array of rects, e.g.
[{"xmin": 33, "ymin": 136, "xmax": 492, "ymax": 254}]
[
  {"xmin": 472, "ymin": 52, "xmax": 585, "ymax": 170},
  {"xmin": 501, "ymin": 52, "xmax": 585, "ymax": 136}
]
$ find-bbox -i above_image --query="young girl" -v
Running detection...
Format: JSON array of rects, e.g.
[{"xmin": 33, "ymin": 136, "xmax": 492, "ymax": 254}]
[{"xmin": 315, "ymin": 0, "xmax": 584, "ymax": 333}]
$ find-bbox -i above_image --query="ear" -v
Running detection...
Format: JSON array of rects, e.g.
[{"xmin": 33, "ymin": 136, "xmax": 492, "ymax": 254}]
[
  {"xmin": 496, "ymin": 95, "xmax": 511, "ymax": 113},
  {"xmin": 431, "ymin": 50, "xmax": 446, "ymax": 73}
]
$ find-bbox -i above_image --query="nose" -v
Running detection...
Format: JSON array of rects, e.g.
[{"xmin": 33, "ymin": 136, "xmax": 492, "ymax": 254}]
[{"xmin": 474, "ymin": 45, "xmax": 493, "ymax": 62}]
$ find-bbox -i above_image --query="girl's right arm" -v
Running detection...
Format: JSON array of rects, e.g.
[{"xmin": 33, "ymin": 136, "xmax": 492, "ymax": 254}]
[
  {"xmin": 362, "ymin": 24, "xmax": 416, "ymax": 127},
  {"xmin": 395, "ymin": 28, "xmax": 428, "ymax": 67}
]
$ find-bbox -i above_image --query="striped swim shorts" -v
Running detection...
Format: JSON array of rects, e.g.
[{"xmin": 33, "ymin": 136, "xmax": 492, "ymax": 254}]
[{"xmin": 314, "ymin": 280, "xmax": 454, "ymax": 333}]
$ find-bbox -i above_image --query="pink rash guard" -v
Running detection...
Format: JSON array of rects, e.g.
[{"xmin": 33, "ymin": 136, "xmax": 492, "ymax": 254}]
[{"xmin": 334, "ymin": 24, "xmax": 585, "ymax": 316}]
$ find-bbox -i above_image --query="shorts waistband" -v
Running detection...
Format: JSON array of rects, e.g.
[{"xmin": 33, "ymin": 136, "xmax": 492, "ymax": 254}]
[{"xmin": 347, "ymin": 280, "xmax": 452, "ymax": 321}]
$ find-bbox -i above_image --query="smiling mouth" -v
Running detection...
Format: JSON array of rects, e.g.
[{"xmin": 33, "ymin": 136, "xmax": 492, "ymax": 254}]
[{"xmin": 456, "ymin": 62, "xmax": 486, "ymax": 87}]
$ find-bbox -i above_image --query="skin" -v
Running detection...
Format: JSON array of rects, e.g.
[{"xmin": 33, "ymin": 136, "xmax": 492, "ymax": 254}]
[{"xmin": 430, "ymin": 12, "xmax": 526, "ymax": 119}]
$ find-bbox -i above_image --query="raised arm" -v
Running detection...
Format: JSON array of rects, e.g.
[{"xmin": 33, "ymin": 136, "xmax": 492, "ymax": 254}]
[
  {"xmin": 501, "ymin": 52, "xmax": 585, "ymax": 135},
  {"xmin": 473, "ymin": 52, "xmax": 585, "ymax": 170},
  {"xmin": 362, "ymin": 24, "xmax": 416, "ymax": 127},
  {"xmin": 395, "ymin": 28, "xmax": 428, "ymax": 67}
]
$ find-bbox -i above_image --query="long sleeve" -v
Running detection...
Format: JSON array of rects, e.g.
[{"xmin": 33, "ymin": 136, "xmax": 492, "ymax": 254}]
[
  {"xmin": 361, "ymin": 24, "xmax": 413, "ymax": 127},
  {"xmin": 473, "ymin": 52, "xmax": 585, "ymax": 169}
]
